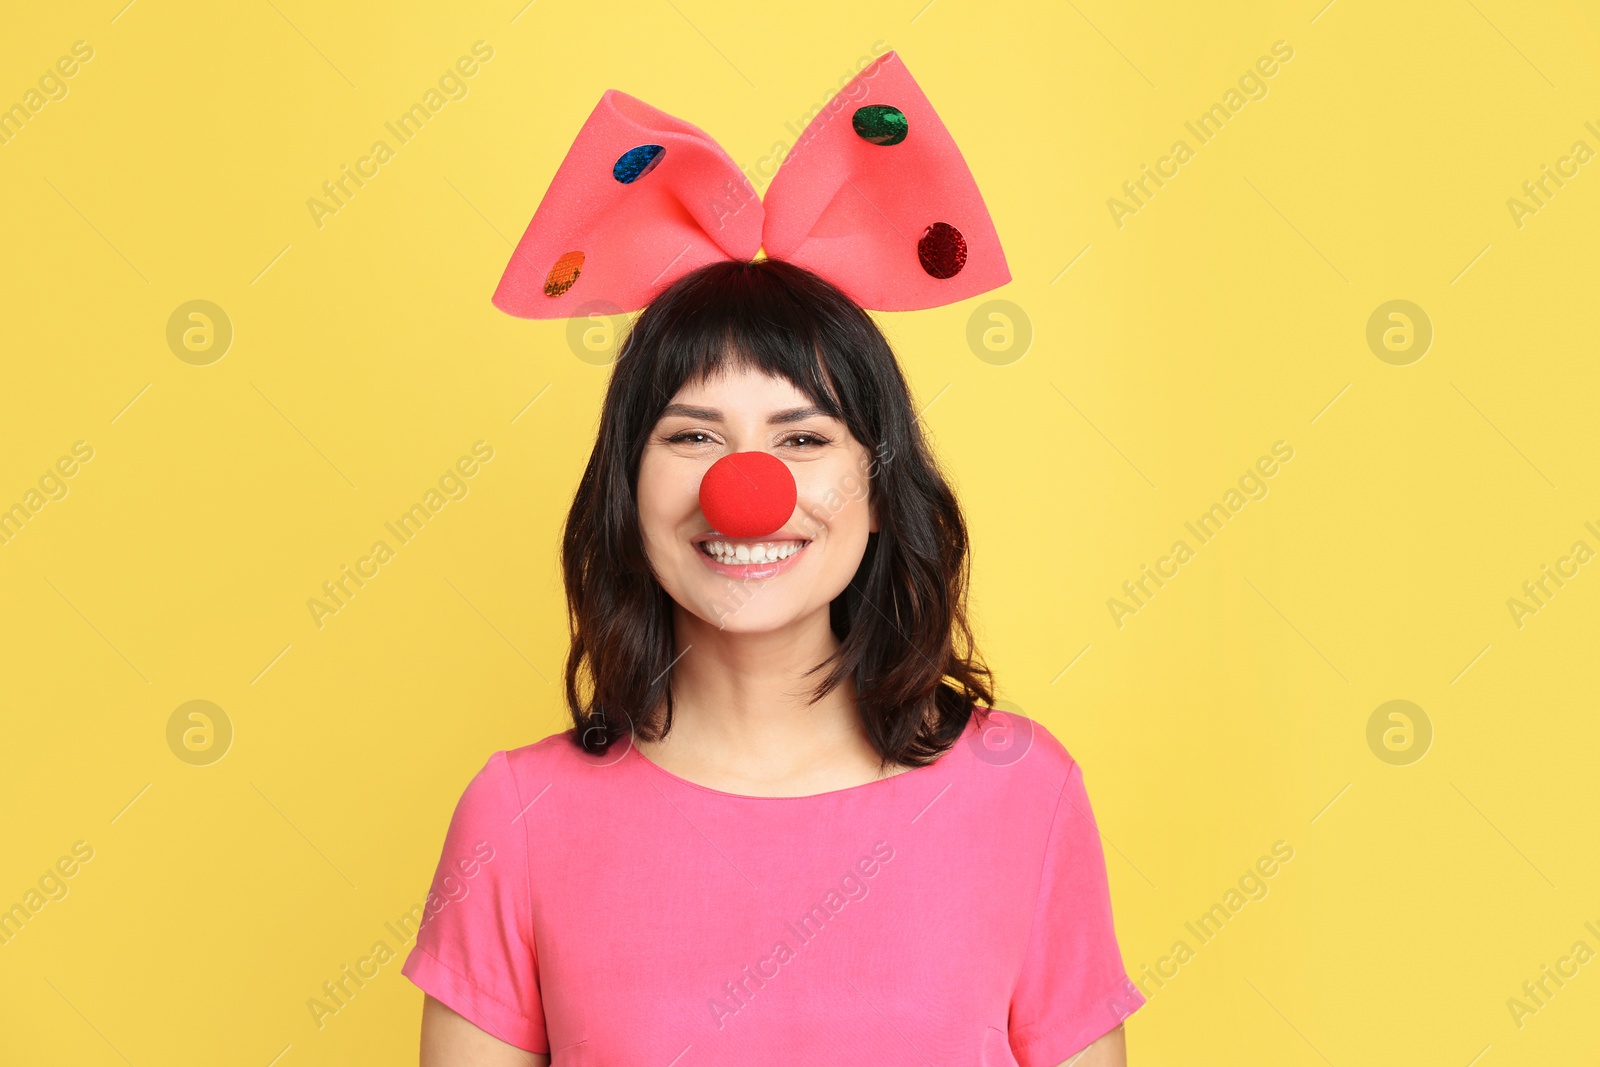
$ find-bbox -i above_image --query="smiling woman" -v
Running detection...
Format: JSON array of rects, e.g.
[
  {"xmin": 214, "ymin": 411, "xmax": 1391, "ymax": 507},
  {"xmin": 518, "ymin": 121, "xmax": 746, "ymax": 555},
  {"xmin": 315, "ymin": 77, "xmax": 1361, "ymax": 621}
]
[
  {"xmin": 402, "ymin": 48, "xmax": 1139, "ymax": 1067},
  {"xmin": 563, "ymin": 257, "xmax": 988, "ymax": 764},
  {"xmin": 401, "ymin": 259, "xmax": 1144, "ymax": 1066}
]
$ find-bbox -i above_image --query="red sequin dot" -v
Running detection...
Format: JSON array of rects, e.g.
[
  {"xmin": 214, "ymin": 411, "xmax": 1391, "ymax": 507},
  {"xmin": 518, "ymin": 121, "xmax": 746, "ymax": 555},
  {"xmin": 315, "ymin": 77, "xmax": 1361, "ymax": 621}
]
[
  {"xmin": 544, "ymin": 251, "xmax": 584, "ymax": 297},
  {"xmin": 917, "ymin": 223, "xmax": 966, "ymax": 279}
]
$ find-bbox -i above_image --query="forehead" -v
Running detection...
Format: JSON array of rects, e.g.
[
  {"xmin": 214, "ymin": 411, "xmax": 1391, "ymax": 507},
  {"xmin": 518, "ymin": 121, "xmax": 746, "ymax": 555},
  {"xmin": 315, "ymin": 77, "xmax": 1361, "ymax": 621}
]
[{"xmin": 661, "ymin": 364, "xmax": 827, "ymax": 413}]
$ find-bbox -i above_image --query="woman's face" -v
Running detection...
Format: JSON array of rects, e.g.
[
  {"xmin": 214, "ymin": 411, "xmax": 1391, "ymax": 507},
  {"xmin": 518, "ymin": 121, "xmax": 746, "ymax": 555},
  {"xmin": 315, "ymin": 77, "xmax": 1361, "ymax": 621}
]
[{"xmin": 637, "ymin": 363, "xmax": 878, "ymax": 635}]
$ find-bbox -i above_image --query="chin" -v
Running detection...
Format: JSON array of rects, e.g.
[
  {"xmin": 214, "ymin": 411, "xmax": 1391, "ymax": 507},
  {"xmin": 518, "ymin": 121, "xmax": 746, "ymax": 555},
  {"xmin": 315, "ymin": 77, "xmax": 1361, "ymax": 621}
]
[{"xmin": 696, "ymin": 594, "xmax": 816, "ymax": 634}]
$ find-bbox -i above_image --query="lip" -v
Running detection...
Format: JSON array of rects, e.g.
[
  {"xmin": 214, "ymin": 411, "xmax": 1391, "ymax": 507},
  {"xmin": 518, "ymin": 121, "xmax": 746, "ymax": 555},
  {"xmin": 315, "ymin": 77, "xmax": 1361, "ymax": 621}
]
[{"xmin": 691, "ymin": 535, "xmax": 811, "ymax": 580}]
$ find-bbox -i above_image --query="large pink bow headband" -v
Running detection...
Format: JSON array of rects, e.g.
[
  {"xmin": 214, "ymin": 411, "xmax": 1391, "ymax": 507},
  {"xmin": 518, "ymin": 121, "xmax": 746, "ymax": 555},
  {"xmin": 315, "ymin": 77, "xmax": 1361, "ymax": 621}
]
[{"xmin": 491, "ymin": 50, "xmax": 1010, "ymax": 318}]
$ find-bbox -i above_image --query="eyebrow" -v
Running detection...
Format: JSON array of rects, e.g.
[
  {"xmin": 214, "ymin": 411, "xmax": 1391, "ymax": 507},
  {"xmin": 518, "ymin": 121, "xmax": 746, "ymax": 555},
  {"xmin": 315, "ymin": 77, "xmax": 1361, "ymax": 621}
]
[{"xmin": 658, "ymin": 403, "xmax": 836, "ymax": 424}]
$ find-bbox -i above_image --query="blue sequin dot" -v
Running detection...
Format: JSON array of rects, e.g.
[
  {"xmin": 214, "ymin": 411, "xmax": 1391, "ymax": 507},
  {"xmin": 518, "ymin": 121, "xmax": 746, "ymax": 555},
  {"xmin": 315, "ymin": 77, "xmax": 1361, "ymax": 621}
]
[{"xmin": 614, "ymin": 145, "xmax": 666, "ymax": 184}]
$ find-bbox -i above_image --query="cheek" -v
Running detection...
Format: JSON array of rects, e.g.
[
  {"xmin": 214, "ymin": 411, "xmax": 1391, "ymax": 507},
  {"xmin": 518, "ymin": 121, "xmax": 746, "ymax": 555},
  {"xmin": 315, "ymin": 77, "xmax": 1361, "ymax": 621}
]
[
  {"xmin": 805, "ymin": 481, "xmax": 872, "ymax": 596},
  {"xmin": 798, "ymin": 466, "xmax": 872, "ymax": 539},
  {"xmin": 635, "ymin": 454, "xmax": 701, "ymax": 550}
]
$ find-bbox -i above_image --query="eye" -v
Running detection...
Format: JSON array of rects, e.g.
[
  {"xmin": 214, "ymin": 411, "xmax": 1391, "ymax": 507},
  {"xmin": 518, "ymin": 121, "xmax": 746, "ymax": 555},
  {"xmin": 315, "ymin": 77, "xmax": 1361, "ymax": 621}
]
[
  {"xmin": 782, "ymin": 431, "xmax": 832, "ymax": 449},
  {"xmin": 665, "ymin": 430, "xmax": 717, "ymax": 445}
]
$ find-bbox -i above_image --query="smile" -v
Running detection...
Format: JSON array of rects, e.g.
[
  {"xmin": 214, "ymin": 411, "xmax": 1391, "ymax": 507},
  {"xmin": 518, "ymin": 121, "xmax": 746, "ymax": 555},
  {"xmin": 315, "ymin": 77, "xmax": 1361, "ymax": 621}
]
[{"xmin": 693, "ymin": 537, "xmax": 810, "ymax": 578}]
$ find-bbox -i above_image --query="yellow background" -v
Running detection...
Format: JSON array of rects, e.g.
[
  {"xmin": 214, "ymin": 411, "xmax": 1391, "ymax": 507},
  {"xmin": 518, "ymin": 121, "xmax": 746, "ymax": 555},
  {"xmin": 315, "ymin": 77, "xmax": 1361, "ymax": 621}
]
[{"xmin": 3, "ymin": 0, "xmax": 1598, "ymax": 1064}]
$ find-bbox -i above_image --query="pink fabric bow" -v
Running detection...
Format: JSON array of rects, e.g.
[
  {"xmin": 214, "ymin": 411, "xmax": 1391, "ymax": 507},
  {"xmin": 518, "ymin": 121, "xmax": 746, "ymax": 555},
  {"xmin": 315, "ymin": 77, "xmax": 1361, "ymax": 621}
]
[{"xmin": 492, "ymin": 50, "xmax": 1010, "ymax": 318}]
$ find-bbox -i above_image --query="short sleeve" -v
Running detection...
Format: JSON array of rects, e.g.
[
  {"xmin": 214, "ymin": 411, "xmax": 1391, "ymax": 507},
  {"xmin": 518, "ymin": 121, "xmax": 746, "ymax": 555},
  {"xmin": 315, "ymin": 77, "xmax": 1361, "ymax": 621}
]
[
  {"xmin": 400, "ymin": 751, "xmax": 548, "ymax": 1053},
  {"xmin": 1008, "ymin": 759, "xmax": 1144, "ymax": 1067}
]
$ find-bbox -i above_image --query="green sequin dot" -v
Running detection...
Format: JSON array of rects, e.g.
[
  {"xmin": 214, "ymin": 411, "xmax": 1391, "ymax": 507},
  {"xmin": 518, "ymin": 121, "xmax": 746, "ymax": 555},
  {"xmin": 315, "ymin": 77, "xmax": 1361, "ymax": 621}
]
[{"xmin": 852, "ymin": 105, "xmax": 908, "ymax": 146}]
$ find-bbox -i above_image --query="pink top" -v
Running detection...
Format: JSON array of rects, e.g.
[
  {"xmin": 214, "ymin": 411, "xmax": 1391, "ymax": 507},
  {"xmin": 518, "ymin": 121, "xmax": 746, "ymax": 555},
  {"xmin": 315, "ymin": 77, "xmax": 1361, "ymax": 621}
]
[{"xmin": 400, "ymin": 709, "xmax": 1144, "ymax": 1066}]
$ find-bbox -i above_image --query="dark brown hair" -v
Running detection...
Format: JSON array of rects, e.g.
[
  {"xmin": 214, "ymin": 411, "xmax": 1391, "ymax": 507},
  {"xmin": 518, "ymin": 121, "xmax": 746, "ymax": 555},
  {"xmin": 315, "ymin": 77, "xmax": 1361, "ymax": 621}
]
[{"xmin": 561, "ymin": 257, "xmax": 992, "ymax": 769}]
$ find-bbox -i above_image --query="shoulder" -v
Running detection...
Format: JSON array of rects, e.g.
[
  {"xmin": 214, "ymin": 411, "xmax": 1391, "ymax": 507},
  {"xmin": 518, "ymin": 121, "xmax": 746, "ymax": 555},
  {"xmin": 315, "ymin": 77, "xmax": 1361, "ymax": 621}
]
[
  {"xmin": 966, "ymin": 704, "xmax": 1082, "ymax": 798},
  {"xmin": 500, "ymin": 726, "xmax": 586, "ymax": 776},
  {"xmin": 953, "ymin": 703, "xmax": 1094, "ymax": 825},
  {"xmin": 446, "ymin": 728, "xmax": 586, "ymax": 819}
]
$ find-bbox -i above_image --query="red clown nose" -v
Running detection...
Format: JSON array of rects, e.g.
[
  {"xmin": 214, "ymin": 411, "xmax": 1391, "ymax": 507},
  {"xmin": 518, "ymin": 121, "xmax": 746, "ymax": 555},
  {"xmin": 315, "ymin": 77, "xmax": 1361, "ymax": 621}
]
[{"xmin": 698, "ymin": 451, "xmax": 797, "ymax": 539}]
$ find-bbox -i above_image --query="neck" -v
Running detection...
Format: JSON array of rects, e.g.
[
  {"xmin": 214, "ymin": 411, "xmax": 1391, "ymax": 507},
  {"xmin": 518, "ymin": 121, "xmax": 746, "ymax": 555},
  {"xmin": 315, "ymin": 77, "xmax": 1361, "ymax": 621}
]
[{"xmin": 653, "ymin": 603, "xmax": 867, "ymax": 766}]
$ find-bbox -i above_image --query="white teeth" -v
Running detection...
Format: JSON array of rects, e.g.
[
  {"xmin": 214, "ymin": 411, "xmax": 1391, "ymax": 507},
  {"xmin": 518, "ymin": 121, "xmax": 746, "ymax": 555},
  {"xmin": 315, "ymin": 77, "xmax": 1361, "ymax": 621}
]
[{"xmin": 698, "ymin": 539, "xmax": 806, "ymax": 564}]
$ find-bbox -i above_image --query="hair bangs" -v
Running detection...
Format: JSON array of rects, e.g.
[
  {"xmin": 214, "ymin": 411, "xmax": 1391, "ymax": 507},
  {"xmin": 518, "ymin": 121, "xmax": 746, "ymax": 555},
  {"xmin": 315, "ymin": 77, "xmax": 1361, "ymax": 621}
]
[{"xmin": 630, "ymin": 264, "xmax": 851, "ymax": 429}]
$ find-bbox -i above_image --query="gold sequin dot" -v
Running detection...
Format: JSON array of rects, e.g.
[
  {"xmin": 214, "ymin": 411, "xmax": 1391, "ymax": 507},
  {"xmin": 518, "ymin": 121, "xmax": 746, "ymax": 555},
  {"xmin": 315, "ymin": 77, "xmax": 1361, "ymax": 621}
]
[{"xmin": 544, "ymin": 251, "xmax": 585, "ymax": 297}]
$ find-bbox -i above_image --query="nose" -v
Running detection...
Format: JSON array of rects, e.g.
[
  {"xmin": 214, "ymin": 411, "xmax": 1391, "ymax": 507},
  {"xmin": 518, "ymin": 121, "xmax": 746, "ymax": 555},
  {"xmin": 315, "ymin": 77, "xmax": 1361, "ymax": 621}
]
[{"xmin": 698, "ymin": 451, "xmax": 797, "ymax": 539}]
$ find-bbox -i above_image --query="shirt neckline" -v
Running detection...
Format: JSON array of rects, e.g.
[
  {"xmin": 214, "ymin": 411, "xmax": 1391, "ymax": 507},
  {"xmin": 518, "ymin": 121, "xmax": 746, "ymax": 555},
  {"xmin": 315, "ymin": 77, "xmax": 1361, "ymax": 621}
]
[{"xmin": 626, "ymin": 714, "xmax": 974, "ymax": 801}]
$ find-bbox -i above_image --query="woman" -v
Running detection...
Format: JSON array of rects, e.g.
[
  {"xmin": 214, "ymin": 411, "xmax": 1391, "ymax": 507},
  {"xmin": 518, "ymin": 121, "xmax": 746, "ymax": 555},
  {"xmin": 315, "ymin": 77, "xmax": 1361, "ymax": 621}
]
[{"xmin": 401, "ymin": 258, "xmax": 1144, "ymax": 1065}]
